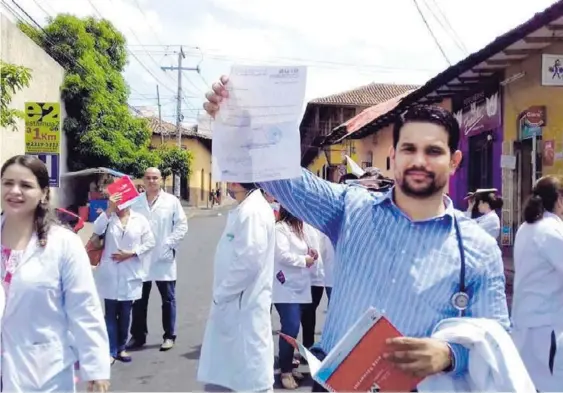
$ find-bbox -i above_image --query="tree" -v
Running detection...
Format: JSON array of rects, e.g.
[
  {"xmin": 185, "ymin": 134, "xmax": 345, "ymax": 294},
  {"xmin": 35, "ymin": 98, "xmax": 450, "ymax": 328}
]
[
  {"xmin": 0, "ymin": 61, "xmax": 32, "ymax": 131},
  {"xmin": 18, "ymin": 15, "xmax": 159, "ymax": 176},
  {"xmin": 156, "ymin": 145, "xmax": 193, "ymax": 183}
]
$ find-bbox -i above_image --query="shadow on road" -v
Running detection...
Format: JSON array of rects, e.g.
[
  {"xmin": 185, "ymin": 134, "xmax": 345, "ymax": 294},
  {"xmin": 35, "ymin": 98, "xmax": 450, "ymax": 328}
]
[{"xmin": 181, "ymin": 344, "xmax": 202, "ymax": 360}]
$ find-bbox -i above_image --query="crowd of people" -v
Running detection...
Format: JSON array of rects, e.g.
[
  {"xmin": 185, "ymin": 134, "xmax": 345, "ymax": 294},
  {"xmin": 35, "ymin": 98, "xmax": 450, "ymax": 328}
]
[
  {"xmin": 0, "ymin": 159, "xmax": 188, "ymax": 392},
  {"xmin": 0, "ymin": 74, "xmax": 561, "ymax": 392}
]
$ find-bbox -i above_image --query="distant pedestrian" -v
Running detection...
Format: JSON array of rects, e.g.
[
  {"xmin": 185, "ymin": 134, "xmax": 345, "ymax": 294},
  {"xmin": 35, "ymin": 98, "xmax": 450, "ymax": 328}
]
[{"xmin": 127, "ymin": 167, "xmax": 188, "ymax": 352}]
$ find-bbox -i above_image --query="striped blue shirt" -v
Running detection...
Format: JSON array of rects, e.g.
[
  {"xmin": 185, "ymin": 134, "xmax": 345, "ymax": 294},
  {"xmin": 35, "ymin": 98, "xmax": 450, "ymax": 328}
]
[{"xmin": 261, "ymin": 169, "xmax": 509, "ymax": 376}]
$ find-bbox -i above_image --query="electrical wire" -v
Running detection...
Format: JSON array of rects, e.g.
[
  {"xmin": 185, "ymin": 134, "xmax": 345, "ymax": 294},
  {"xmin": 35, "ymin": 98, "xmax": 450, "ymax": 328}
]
[{"xmin": 411, "ymin": 0, "xmax": 452, "ymax": 66}]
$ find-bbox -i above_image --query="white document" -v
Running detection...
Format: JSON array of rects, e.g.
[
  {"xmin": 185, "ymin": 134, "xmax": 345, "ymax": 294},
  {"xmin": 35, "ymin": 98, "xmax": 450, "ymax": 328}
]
[{"xmin": 209, "ymin": 65, "xmax": 307, "ymax": 182}]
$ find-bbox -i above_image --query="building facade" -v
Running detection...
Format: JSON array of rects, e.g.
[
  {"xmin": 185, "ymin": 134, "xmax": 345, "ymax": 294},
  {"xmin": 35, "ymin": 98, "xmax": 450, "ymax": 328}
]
[
  {"xmin": 0, "ymin": 12, "xmax": 68, "ymax": 207},
  {"xmin": 148, "ymin": 117, "xmax": 226, "ymax": 208},
  {"xmin": 326, "ymin": 1, "xmax": 563, "ymax": 254}
]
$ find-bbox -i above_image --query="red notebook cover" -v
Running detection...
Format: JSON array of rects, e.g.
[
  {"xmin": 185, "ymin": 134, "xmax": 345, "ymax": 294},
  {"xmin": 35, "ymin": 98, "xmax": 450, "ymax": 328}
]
[{"xmin": 106, "ymin": 176, "xmax": 140, "ymax": 209}]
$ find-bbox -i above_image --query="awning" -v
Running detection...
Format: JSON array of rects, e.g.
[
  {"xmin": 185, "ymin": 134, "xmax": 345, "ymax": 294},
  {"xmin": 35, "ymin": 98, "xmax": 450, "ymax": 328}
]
[{"xmin": 61, "ymin": 167, "xmax": 130, "ymax": 178}]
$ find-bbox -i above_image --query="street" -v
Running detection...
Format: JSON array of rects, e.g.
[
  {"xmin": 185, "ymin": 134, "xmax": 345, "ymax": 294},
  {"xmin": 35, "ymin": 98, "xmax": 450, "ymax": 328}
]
[{"xmin": 107, "ymin": 207, "xmax": 327, "ymax": 392}]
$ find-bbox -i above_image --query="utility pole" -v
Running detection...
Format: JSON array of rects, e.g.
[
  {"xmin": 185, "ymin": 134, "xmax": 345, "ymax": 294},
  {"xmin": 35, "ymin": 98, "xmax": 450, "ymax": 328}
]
[
  {"xmin": 161, "ymin": 46, "xmax": 199, "ymax": 197},
  {"xmin": 156, "ymin": 84, "xmax": 163, "ymax": 145}
]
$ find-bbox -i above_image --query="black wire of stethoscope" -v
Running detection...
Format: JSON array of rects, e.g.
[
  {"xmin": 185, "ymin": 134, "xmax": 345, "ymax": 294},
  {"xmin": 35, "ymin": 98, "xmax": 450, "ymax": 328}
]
[{"xmin": 453, "ymin": 216, "xmax": 468, "ymax": 317}]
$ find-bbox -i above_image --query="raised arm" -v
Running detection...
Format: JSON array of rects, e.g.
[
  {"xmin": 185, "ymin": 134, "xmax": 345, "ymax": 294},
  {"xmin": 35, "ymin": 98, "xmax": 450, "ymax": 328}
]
[{"xmin": 260, "ymin": 168, "xmax": 346, "ymax": 244}]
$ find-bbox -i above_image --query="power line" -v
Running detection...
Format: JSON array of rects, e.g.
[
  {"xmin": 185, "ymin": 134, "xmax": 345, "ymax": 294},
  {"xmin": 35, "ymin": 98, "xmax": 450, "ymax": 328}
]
[
  {"xmin": 423, "ymin": 0, "xmax": 468, "ymax": 54},
  {"xmin": 411, "ymin": 0, "xmax": 451, "ymax": 66}
]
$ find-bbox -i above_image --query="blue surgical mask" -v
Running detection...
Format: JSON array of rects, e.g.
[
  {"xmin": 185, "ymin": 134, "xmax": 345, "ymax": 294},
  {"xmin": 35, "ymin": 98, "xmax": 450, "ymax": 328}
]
[{"xmin": 270, "ymin": 202, "xmax": 280, "ymax": 211}]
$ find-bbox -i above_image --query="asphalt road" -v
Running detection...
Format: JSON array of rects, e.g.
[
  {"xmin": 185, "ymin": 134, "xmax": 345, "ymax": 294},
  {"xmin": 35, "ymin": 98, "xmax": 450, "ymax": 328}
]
[{"xmin": 108, "ymin": 207, "xmax": 327, "ymax": 392}]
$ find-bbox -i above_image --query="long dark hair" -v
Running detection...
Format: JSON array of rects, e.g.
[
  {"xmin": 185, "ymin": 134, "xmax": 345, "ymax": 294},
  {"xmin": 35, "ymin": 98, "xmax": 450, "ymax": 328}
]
[
  {"xmin": 1, "ymin": 155, "xmax": 55, "ymax": 247},
  {"xmin": 277, "ymin": 205, "xmax": 304, "ymax": 239},
  {"xmin": 523, "ymin": 175, "xmax": 563, "ymax": 224}
]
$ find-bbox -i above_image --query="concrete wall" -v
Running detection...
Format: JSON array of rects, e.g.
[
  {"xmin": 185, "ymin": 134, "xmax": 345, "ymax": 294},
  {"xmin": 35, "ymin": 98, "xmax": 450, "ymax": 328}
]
[
  {"xmin": 0, "ymin": 13, "xmax": 68, "ymax": 207},
  {"xmin": 150, "ymin": 135, "xmax": 227, "ymax": 207}
]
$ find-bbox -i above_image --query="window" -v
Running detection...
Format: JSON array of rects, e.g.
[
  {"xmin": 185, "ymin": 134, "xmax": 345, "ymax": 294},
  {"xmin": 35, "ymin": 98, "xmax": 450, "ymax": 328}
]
[{"xmin": 362, "ymin": 151, "xmax": 373, "ymax": 168}]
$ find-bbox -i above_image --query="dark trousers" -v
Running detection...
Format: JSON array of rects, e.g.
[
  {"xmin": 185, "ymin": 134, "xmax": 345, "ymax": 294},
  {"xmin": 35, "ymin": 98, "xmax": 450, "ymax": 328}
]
[
  {"xmin": 105, "ymin": 299, "xmax": 133, "ymax": 357},
  {"xmin": 325, "ymin": 287, "xmax": 332, "ymax": 304},
  {"xmin": 275, "ymin": 303, "xmax": 302, "ymax": 373},
  {"xmin": 130, "ymin": 280, "xmax": 177, "ymax": 341},
  {"xmin": 300, "ymin": 286, "xmax": 325, "ymax": 349}
]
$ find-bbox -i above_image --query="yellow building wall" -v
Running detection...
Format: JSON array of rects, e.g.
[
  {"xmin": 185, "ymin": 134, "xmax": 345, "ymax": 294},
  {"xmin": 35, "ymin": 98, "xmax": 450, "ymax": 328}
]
[
  {"xmin": 306, "ymin": 140, "xmax": 361, "ymax": 180},
  {"xmin": 306, "ymin": 152, "xmax": 328, "ymax": 177},
  {"xmin": 503, "ymin": 42, "xmax": 563, "ymax": 175},
  {"xmin": 150, "ymin": 135, "xmax": 226, "ymax": 207},
  {"xmin": 356, "ymin": 125, "xmax": 394, "ymax": 177}
]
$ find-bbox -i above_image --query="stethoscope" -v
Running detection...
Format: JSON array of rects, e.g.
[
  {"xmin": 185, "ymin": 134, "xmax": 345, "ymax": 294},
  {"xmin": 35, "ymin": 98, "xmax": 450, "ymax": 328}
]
[{"xmin": 452, "ymin": 216, "xmax": 469, "ymax": 317}]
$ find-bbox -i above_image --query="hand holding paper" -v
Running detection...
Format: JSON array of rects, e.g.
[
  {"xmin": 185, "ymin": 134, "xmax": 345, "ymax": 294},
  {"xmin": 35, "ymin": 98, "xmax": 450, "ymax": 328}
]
[{"xmin": 202, "ymin": 66, "xmax": 307, "ymax": 183}]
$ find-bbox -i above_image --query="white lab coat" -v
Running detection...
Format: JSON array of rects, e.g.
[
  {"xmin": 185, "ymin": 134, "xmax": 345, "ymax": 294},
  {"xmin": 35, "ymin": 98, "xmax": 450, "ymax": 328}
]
[
  {"xmin": 93, "ymin": 211, "xmax": 155, "ymax": 300},
  {"xmin": 474, "ymin": 210, "xmax": 501, "ymax": 240},
  {"xmin": 0, "ymin": 221, "xmax": 110, "ymax": 392},
  {"xmin": 197, "ymin": 189, "xmax": 275, "ymax": 391},
  {"xmin": 304, "ymin": 224, "xmax": 324, "ymax": 287},
  {"xmin": 511, "ymin": 211, "xmax": 563, "ymax": 391},
  {"xmin": 418, "ymin": 318, "xmax": 535, "ymax": 392},
  {"xmin": 131, "ymin": 191, "xmax": 188, "ymax": 281},
  {"xmin": 272, "ymin": 221, "xmax": 313, "ymax": 304},
  {"xmin": 318, "ymin": 231, "xmax": 334, "ymax": 288}
]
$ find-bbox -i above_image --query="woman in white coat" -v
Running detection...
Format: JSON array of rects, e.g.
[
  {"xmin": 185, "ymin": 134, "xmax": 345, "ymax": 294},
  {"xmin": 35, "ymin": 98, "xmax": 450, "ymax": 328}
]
[
  {"xmin": 468, "ymin": 190, "xmax": 503, "ymax": 240},
  {"xmin": 197, "ymin": 183, "xmax": 276, "ymax": 392},
  {"xmin": 93, "ymin": 192, "xmax": 155, "ymax": 364},
  {"xmin": 511, "ymin": 175, "xmax": 563, "ymax": 391},
  {"xmin": 300, "ymin": 224, "xmax": 324, "ymax": 351},
  {"xmin": 273, "ymin": 205, "xmax": 317, "ymax": 390},
  {"xmin": 0, "ymin": 155, "xmax": 110, "ymax": 392}
]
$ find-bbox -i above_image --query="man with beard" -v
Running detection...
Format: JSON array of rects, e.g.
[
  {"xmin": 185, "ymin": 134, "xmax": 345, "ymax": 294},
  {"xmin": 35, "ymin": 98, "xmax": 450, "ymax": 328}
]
[{"xmin": 203, "ymin": 78, "xmax": 509, "ymax": 391}]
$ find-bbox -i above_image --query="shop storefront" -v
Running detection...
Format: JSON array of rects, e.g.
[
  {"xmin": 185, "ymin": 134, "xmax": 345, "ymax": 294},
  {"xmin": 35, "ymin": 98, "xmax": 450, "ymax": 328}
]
[{"xmin": 449, "ymin": 83, "xmax": 503, "ymax": 209}]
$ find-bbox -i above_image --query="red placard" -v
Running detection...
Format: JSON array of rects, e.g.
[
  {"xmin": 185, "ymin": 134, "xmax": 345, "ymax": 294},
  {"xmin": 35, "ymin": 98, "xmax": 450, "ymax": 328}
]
[{"xmin": 106, "ymin": 176, "xmax": 140, "ymax": 210}]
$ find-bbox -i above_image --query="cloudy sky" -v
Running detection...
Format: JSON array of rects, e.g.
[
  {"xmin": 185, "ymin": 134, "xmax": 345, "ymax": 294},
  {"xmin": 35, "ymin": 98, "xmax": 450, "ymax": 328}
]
[{"xmin": 2, "ymin": 0, "xmax": 558, "ymax": 127}]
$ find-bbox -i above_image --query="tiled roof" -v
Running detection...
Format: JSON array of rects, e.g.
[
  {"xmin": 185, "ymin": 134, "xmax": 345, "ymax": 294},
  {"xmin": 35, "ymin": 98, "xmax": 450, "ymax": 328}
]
[
  {"xmin": 310, "ymin": 83, "xmax": 420, "ymax": 107},
  {"xmin": 332, "ymin": 89, "xmax": 416, "ymax": 143},
  {"xmin": 145, "ymin": 116, "xmax": 211, "ymax": 140}
]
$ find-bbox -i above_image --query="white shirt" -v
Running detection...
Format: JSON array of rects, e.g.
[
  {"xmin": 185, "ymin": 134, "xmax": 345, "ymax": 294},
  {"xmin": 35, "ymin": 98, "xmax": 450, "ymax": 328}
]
[
  {"xmin": 272, "ymin": 221, "xmax": 313, "ymax": 304},
  {"xmin": 93, "ymin": 211, "xmax": 155, "ymax": 300},
  {"xmin": 512, "ymin": 211, "xmax": 563, "ymax": 329},
  {"xmin": 318, "ymin": 231, "xmax": 334, "ymax": 288},
  {"xmin": 474, "ymin": 210, "xmax": 501, "ymax": 240}
]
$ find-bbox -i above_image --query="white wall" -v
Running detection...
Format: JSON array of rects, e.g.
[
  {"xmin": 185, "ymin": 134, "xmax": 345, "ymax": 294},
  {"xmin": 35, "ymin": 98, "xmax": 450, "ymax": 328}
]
[{"xmin": 0, "ymin": 12, "xmax": 68, "ymax": 207}]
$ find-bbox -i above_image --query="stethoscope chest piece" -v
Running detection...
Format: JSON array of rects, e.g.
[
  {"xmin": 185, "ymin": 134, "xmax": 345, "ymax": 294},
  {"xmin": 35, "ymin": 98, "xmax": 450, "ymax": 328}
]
[{"xmin": 451, "ymin": 291, "xmax": 469, "ymax": 312}]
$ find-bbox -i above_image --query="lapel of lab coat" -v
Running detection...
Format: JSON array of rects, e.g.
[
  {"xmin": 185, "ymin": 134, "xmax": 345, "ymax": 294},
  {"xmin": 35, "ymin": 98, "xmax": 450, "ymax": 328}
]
[{"xmin": 1, "ymin": 214, "xmax": 43, "ymax": 318}]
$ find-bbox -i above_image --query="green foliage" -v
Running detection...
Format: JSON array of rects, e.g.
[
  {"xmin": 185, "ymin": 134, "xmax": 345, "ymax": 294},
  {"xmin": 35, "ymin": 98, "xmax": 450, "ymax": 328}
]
[
  {"xmin": 156, "ymin": 145, "xmax": 193, "ymax": 180},
  {"xmin": 0, "ymin": 61, "xmax": 32, "ymax": 131},
  {"xmin": 18, "ymin": 15, "xmax": 157, "ymax": 175}
]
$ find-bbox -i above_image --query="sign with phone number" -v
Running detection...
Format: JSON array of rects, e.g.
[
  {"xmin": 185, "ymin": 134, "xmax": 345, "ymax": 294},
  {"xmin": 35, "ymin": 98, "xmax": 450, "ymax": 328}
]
[{"xmin": 24, "ymin": 102, "xmax": 61, "ymax": 154}]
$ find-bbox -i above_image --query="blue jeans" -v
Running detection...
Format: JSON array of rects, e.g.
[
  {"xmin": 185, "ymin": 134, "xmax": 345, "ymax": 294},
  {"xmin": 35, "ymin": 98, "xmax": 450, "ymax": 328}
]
[
  {"xmin": 131, "ymin": 281, "xmax": 177, "ymax": 341},
  {"xmin": 275, "ymin": 303, "xmax": 302, "ymax": 373},
  {"xmin": 104, "ymin": 299, "xmax": 133, "ymax": 357}
]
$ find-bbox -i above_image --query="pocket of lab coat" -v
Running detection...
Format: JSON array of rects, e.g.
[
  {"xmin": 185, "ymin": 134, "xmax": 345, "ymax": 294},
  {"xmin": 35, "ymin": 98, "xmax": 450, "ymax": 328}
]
[
  {"xmin": 16, "ymin": 341, "xmax": 71, "ymax": 389},
  {"xmin": 212, "ymin": 297, "xmax": 240, "ymax": 338}
]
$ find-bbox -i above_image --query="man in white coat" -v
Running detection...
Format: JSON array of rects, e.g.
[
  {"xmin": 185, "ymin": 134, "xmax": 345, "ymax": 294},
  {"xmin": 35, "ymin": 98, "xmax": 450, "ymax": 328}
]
[
  {"xmin": 127, "ymin": 167, "xmax": 188, "ymax": 351},
  {"xmin": 197, "ymin": 183, "xmax": 276, "ymax": 392}
]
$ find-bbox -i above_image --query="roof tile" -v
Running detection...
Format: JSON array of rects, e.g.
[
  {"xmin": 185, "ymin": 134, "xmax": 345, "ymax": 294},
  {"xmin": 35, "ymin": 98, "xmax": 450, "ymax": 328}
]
[{"xmin": 310, "ymin": 82, "xmax": 420, "ymax": 107}]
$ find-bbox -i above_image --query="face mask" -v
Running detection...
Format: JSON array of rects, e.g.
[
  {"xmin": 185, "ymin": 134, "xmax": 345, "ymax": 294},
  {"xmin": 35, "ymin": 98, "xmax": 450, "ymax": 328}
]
[{"xmin": 270, "ymin": 202, "xmax": 280, "ymax": 211}]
